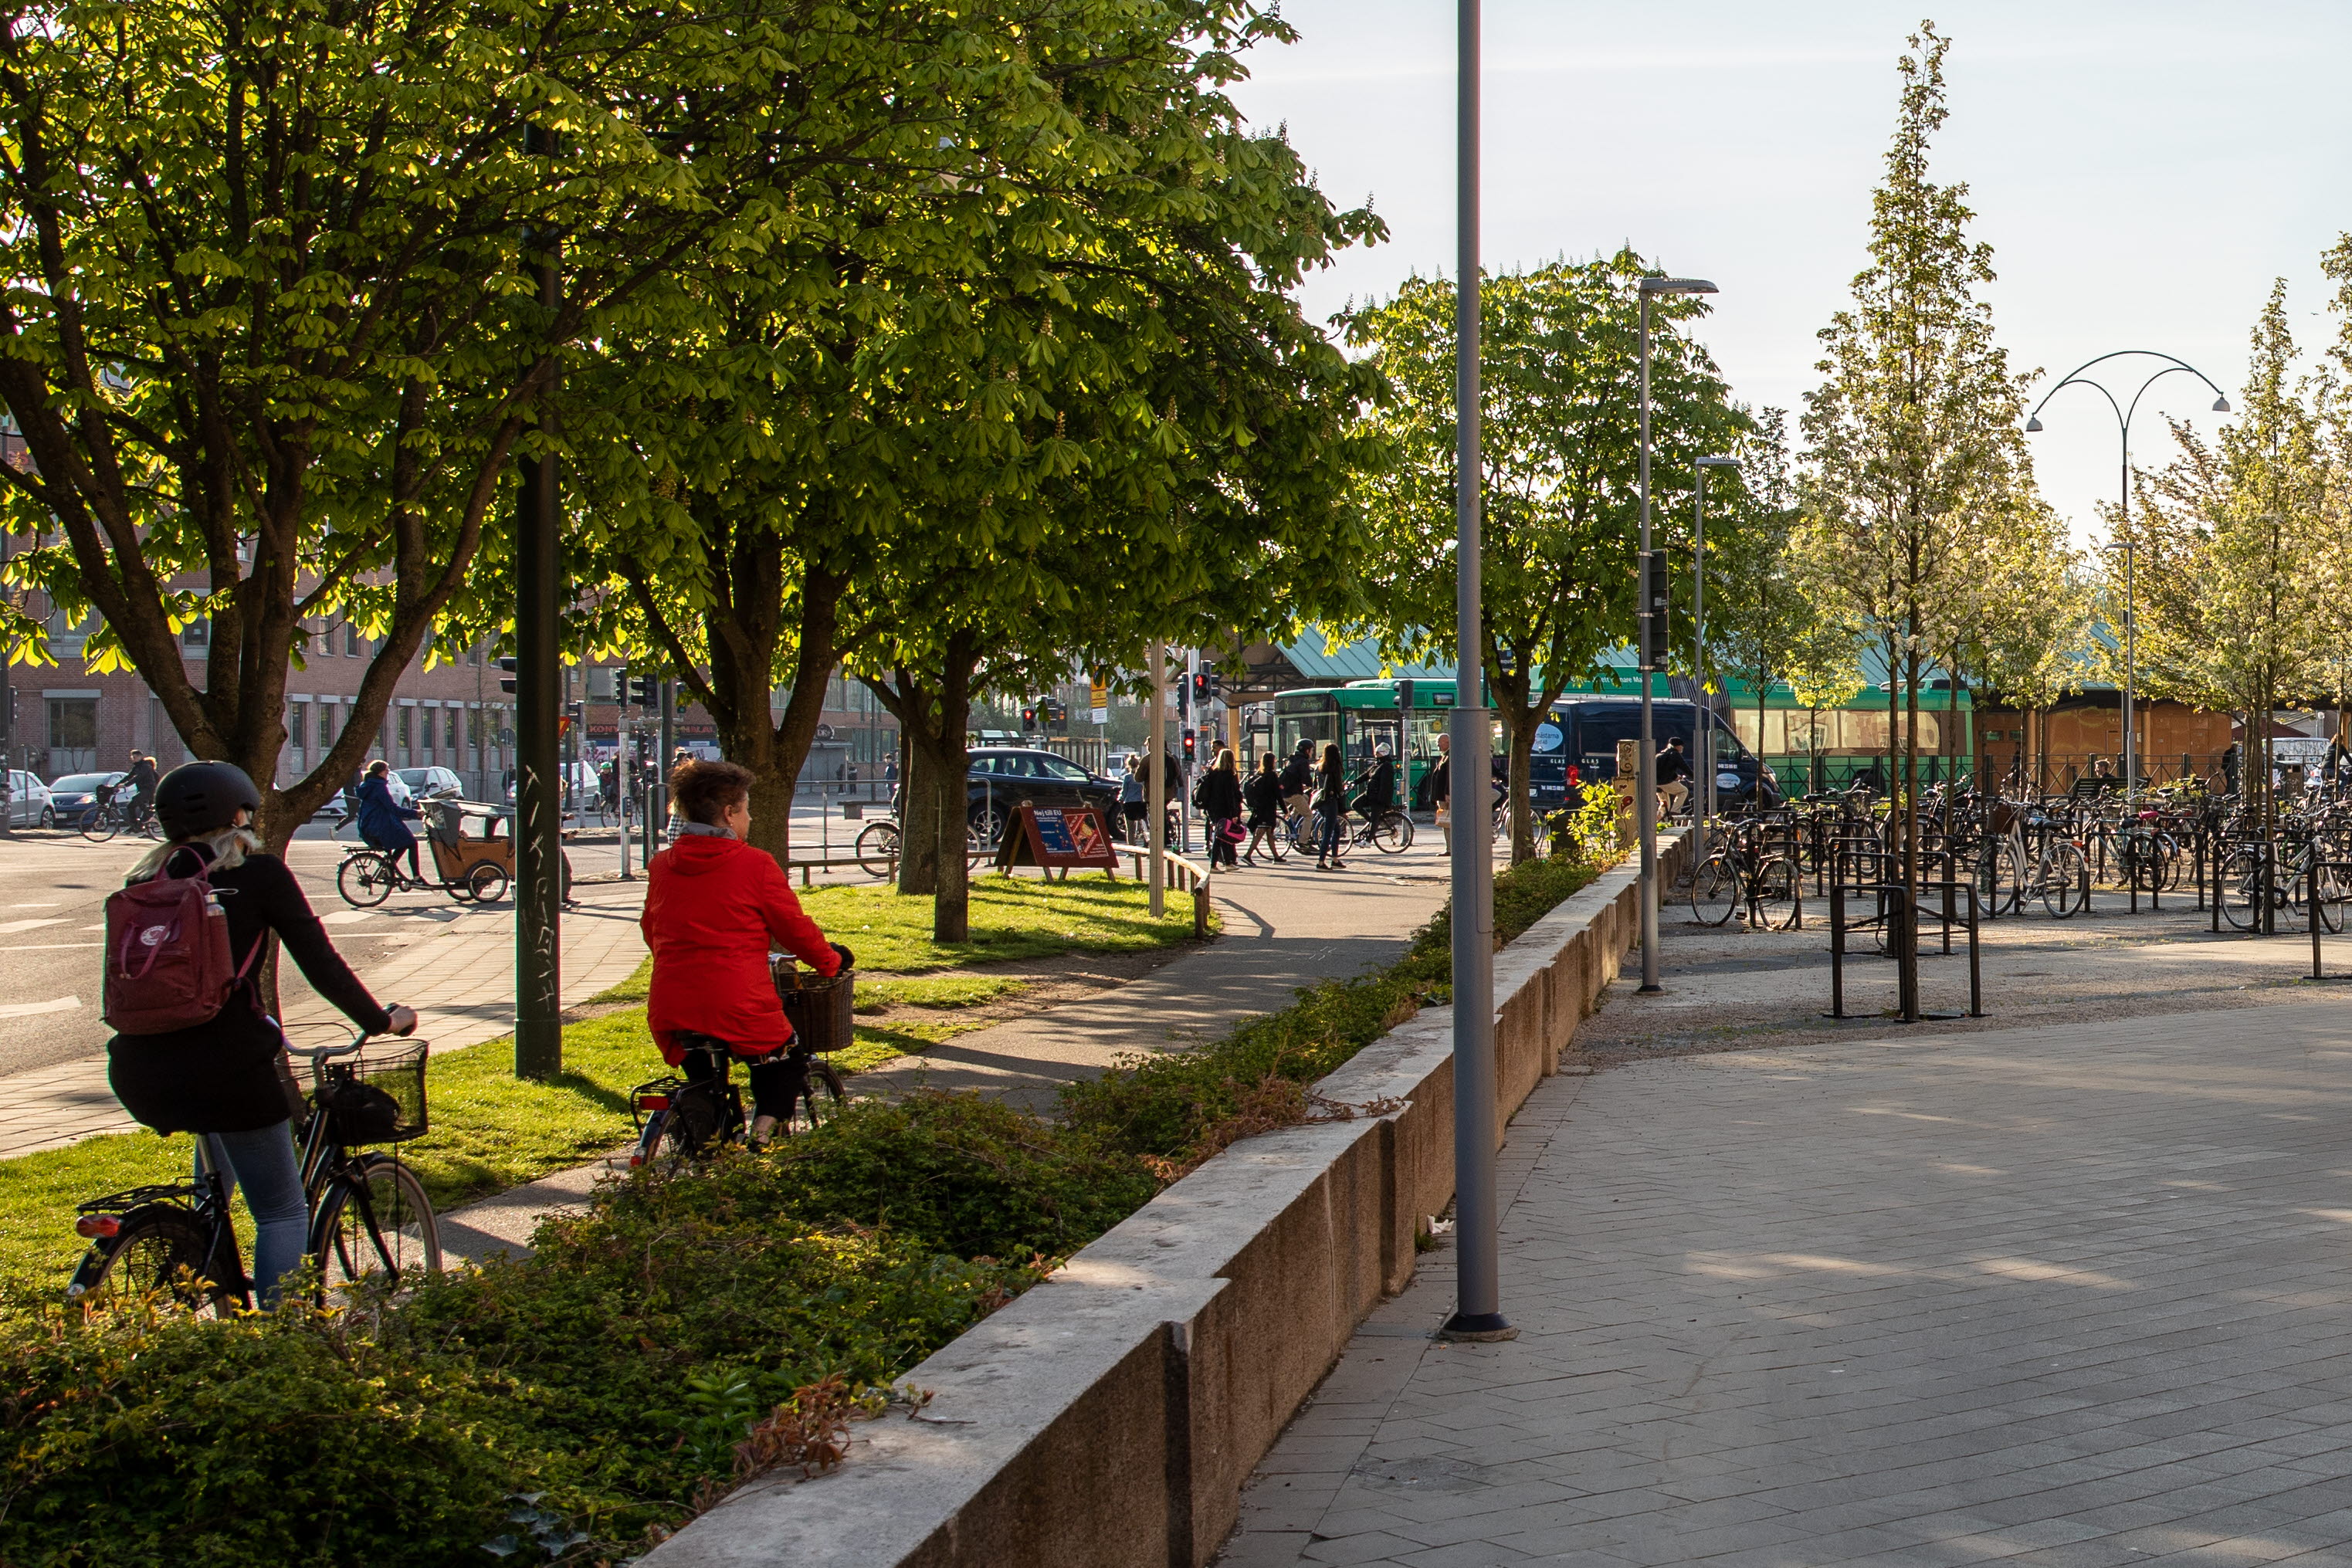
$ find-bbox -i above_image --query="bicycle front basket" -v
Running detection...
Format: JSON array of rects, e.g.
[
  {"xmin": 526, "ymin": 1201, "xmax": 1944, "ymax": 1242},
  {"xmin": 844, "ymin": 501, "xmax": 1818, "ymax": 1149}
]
[
  {"xmin": 772, "ymin": 958, "xmax": 856, "ymax": 1054},
  {"xmin": 317, "ymin": 1041, "xmax": 429, "ymax": 1145}
]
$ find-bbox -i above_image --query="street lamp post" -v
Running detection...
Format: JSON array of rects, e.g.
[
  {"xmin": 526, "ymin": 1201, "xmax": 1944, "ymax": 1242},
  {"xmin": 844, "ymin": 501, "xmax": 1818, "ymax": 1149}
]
[
  {"xmin": 1439, "ymin": 0, "xmax": 1510, "ymax": 1345},
  {"xmin": 1694, "ymin": 455, "xmax": 1740, "ymax": 834},
  {"xmin": 2025, "ymin": 351, "xmax": 2228, "ymax": 806},
  {"xmin": 1635, "ymin": 275, "xmax": 1717, "ymax": 996}
]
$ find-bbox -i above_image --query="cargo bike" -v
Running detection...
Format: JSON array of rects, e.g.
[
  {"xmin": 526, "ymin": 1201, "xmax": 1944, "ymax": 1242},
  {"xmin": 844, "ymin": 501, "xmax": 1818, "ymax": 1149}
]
[{"xmin": 337, "ymin": 796, "xmax": 571, "ymax": 908}]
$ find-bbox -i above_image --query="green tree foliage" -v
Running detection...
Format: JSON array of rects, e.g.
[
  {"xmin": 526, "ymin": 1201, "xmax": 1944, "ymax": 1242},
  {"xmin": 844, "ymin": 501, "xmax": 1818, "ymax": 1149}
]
[
  {"xmin": 0, "ymin": 0, "xmax": 1056, "ymax": 841},
  {"xmin": 1342, "ymin": 254, "xmax": 1748, "ymax": 860},
  {"xmin": 575, "ymin": 1, "xmax": 1383, "ymax": 938},
  {"xmin": 2123, "ymin": 282, "xmax": 2339, "ymax": 821},
  {"xmin": 1799, "ymin": 22, "xmax": 2035, "ymax": 865}
]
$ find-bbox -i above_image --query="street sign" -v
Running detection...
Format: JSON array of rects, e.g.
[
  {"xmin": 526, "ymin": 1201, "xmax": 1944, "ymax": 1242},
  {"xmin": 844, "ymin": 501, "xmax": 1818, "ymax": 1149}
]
[{"xmin": 1090, "ymin": 675, "xmax": 1108, "ymax": 722}]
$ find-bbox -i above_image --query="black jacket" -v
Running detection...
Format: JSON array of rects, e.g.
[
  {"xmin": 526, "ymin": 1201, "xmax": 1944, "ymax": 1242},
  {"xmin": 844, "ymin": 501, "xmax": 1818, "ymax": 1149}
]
[
  {"xmin": 1279, "ymin": 751, "xmax": 1313, "ymax": 795},
  {"xmin": 1357, "ymin": 758, "xmax": 1396, "ymax": 813},
  {"xmin": 1242, "ymin": 771, "xmax": 1283, "ymax": 826},
  {"xmin": 1198, "ymin": 767, "xmax": 1242, "ymax": 820},
  {"xmin": 1656, "ymin": 747, "xmax": 1691, "ymax": 784},
  {"xmin": 107, "ymin": 848, "xmax": 394, "ymax": 1134},
  {"xmin": 125, "ymin": 757, "xmax": 159, "ymax": 795}
]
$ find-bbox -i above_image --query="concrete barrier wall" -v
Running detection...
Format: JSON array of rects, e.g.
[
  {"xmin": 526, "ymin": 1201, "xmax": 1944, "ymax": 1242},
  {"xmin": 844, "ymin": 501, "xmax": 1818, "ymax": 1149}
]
[{"xmin": 644, "ymin": 835, "xmax": 1686, "ymax": 1568}]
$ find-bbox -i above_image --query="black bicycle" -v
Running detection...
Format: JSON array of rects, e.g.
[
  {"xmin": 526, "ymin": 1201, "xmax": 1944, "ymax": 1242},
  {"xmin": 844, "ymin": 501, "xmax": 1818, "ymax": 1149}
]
[
  {"xmin": 66, "ymin": 1027, "xmax": 440, "ymax": 1312},
  {"xmin": 1286, "ymin": 804, "xmax": 1413, "ymax": 857},
  {"xmin": 78, "ymin": 784, "xmax": 160, "ymax": 842},
  {"xmin": 628, "ymin": 959, "xmax": 854, "ymax": 1165}
]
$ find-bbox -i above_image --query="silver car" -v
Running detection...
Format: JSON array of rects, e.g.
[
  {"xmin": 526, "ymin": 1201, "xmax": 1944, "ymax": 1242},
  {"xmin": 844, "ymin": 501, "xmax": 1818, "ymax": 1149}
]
[{"xmin": 5, "ymin": 770, "xmax": 53, "ymax": 828}]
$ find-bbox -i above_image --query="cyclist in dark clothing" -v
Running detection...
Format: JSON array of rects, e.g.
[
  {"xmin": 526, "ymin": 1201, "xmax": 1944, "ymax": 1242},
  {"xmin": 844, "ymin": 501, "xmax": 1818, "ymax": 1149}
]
[
  {"xmin": 1351, "ymin": 744, "xmax": 1398, "ymax": 820},
  {"xmin": 1195, "ymin": 748, "xmax": 1243, "ymax": 869},
  {"xmin": 108, "ymin": 762, "xmax": 414, "ymax": 1302},
  {"xmin": 1656, "ymin": 737, "xmax": 1692, "ymax": 815},
  {"xmin": 123, "ymin": 752, "xmax": 159, "ymax": 826}
]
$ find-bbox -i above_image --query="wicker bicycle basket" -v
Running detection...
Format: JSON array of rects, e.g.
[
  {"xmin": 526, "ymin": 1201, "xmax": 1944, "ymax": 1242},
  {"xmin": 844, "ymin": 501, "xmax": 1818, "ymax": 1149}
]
[
  {"xmin": 771, "ymin": 956, "xmax": 856, "ymax": 1054},
  {"xmin": 315, "ymin": 1040, "xmax": 429, "ymax": 1145}
]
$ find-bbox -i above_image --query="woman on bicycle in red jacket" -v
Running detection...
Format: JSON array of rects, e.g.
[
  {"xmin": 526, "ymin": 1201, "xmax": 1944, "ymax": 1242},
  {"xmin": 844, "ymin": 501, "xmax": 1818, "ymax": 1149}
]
[{"xmin": 639, "ymin": 759, "xmax": 845, "ymax": 1142}]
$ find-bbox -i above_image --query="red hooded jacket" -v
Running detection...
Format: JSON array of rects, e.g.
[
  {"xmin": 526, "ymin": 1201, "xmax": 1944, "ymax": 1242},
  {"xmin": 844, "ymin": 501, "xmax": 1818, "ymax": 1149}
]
[{"xmin": 640, "ymin": 831, "xmax": 840, "ymax": 1064}]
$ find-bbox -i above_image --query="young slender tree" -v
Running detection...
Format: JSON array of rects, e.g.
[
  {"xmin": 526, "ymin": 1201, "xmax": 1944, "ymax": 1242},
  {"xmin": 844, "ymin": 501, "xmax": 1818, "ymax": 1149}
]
[
  {"xmin": 2123, "ymin": 283, "xmax": 2333, "ymax": 831},
  {"xmin": 1799, "ymin": 22, "xmax": 2036, "ymax": 957}
]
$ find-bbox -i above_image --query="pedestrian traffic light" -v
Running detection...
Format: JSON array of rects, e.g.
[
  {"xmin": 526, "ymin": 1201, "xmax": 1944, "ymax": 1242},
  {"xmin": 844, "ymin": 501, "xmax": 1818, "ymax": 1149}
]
[
  {"xmin": 499, "ymin": 655, "xmax": 518, "ymax": 694},
  {"xmin": 1188, "ymin": 672, "xmax": 1210, "ymax": 709},
  {"xmin": 1021, "ymin": 706, "xmax": 1039, "ymax": 730},
  {"xmin": 1174, "ymin": 677, "xmax": 1189, "ymax": 717},
  {"xmin": 1637, "ymin": 549, "xmax": 1669, "ymax": 671}
]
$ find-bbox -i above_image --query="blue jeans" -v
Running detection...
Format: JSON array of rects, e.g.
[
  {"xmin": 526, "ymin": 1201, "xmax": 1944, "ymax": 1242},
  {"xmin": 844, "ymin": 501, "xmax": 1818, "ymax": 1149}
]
[
  {"xmin": 198, "ymin": 1123, "xmax": 307, "ymax": 1306},
  {"xmin": 1313, "ymin": 811, "xmax": 1344, "ymax": 862}
]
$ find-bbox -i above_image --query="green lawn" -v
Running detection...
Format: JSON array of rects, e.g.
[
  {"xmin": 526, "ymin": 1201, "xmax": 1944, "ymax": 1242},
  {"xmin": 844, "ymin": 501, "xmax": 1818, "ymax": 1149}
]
[{"xmin": 1, "ymin": 877, "xmax": 1195, "ymax": 1300}]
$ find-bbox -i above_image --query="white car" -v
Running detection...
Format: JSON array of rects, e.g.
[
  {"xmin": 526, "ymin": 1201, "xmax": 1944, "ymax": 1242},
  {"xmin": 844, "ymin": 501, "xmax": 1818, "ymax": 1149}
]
[
  {"xmin": 5, "ymin": 770, "xmax": 53, "ymax": 828},
  {"xmin": 394, "ymin": 766, "xmax": 466, "ymax": 801}
]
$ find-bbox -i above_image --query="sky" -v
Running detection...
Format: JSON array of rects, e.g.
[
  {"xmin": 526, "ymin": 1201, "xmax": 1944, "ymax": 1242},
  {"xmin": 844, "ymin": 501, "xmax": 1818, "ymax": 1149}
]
[{"xmin": 1222, "ymin": 0, "xmax": 2352, "ymax": 544}]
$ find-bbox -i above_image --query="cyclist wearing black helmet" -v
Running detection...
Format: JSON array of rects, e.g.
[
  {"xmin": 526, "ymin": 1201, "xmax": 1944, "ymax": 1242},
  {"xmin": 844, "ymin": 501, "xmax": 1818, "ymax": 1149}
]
[{"xmin": 109, "ymin": 761, "xmax": 416, "ymax": 1303}]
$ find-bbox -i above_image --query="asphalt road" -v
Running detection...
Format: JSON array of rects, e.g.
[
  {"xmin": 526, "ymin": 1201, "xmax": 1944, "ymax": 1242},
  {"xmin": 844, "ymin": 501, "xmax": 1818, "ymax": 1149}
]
[{"xmin": 0, "ymin": 824, "xmax": 433, "ymax": 1079}]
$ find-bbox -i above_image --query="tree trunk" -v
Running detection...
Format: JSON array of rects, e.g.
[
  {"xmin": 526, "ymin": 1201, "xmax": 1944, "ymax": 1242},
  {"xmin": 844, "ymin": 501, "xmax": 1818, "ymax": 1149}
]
[
  {"xmin": 865, "ymin": 636, "xmax": 978, "ymax": 939},
  {"xmin": 895, "ymin": 733, "xmax": 942, "ymax": 896},
  {"xmin": 1504, "ymin": 711, "xmax": 1537, "ymax": 865}
]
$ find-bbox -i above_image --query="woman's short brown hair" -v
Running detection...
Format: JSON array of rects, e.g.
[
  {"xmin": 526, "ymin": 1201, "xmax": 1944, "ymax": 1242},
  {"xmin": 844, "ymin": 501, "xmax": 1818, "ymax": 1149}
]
[{"xmin": 673, "ymin": 758, "xmax": 753, "ymax": 826}]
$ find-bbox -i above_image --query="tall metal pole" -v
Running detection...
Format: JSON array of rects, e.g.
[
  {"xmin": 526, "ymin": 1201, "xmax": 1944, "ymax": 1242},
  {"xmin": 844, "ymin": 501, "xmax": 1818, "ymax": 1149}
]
[
  {"xmin": 1147, "ymin": 638, "xmax": 1166, "ymax": 919},
  {"xmin": 513, "ymin": 123, "xmax": 563, "ymax": 1079},
  {"xmin": 1635, "ymin": 293, "xmax": 1662, "ymax": 995},
  {"xmin": 2120, "ymin": 437, "xmax": 2136, "ymax": 804},
  {"xmin": 659, "ymin": 676, "xmax": 676, "ymax": 844},
  {"xmin": 1695, "ymin": 466, "xmax": 1710, "ymax": 830},
  {"xmin": 1440, "ymin": 0, "xmax": 1509, "ymax": 1344}
]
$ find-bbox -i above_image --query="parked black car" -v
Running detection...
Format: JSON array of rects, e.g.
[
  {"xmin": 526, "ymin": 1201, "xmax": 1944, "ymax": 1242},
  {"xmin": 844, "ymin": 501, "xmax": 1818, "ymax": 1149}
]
[
  {"xmin": 893, "ymin": 748, "xmax": 1127, "ymax": 844},
  {"xmin": 961, "ymin": 748, "xmax": 1123, "ymax": 842}
]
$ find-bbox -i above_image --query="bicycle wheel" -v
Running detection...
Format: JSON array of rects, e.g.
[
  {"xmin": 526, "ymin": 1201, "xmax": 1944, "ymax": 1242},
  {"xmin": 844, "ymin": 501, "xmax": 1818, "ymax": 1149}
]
[
  {"xmin": 312, "ymin": 1155, "xmax": 441, "ymax": 1296},
  {"xmin": 2219, "ymin": 847, "xmax": 2264, "ymax": 931},
  {"xmin": 337, "ymin": 851, "xmax": 398, "ymax": 908},
  {"xmin": 1750, "ymin": 855, "xmax": 1802, "ymax": 930},
  {"xmin": 80, "ymin": 806, "xmax": 118, "ymax": 842},
  {"xmin": 1371, "ymin": 809, "xmax": 1413, "ymax": 854},
  {"xmin": 67, "ymin": 1207, "xmax": 240, "ymax": 1316},
  {"xmin": 2041, "ymin": 843, "xmax": 2090, "ymax": 919},
  {"xmin": 2313, "ymin": 862, "xmax": 2350, "ymax": 934},
  {"xmin": 1688, "ymin": 853, "xmax": 1741, "ymax": 926},
  {"xmin": 856, "ymin": 821, "xmax": 900, "ymax": 879},
  {"xmin": 464, "ymin": 862, "xmax": 510, "ymax": 903},
  {"xmin": 784, "ymin": 1058, "xmax": 846, "ymax": 1135},
  {"xmin": 1976, "ymin": 838, "xmax": 2022, "ymax": 916}
]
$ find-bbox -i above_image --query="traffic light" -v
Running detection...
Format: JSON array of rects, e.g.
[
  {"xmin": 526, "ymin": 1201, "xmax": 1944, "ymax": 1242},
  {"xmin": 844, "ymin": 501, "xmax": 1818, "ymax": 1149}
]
[
  {"xmin": 1204, "ymin": 670, "xmax": 1222, "ymax": 699},
  {"xmin": 1636, "ymin": 549, "xmax": 1669, "ymax": 671},
  {"xmin": 1021, "ymin": 705, "xmax": 1039, "ymax": 731},
  {"xmin": 1188, "ymin": 672, "xmax": 1210, "ymax": 709},
  {"xmin": 1042, "ymin": 699, "xmax": 1066, "ymax": 729},
  {"xmin": 627, "ymin": 673, "xmax": 657, "ymax": 707},
  {"xmin": 498, "ymin": 655, "xmax": 518, "ymax": 694},
  {"xmin": 1181, "ymin": 727, "xmax": 1196, "ymax": 765}
]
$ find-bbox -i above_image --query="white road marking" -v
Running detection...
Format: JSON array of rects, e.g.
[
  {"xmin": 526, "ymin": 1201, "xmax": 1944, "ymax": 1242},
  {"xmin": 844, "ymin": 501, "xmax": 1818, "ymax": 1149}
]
[
  {"xmin": 0, "ymin": 918, "xmax": 67, "ymax": 936},
  {"xmin": 11, "ymin": 943, "xmax": 103, "ymax": 950},
  {"xmin": 319, "ymin": 909, "xmax": 382, "ymax": 926},
  {"xmin": 8, "ymin": 902, "xmax": 59, "ymax": 909},
  {"xmin": 0, "ymin": 995, "xmax": 80, "ymax": 1018}
]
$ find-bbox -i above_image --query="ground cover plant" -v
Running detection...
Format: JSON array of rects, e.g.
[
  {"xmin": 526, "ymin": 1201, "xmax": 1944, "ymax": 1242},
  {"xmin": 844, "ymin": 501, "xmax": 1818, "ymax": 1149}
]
[
  {"xmin": 0, "ymin": 857, "xmax": 1600, "ymax": 1564},
  {"xmin": 0, "ymin": 881, "xmax": 1195, "ymax": 1296}
]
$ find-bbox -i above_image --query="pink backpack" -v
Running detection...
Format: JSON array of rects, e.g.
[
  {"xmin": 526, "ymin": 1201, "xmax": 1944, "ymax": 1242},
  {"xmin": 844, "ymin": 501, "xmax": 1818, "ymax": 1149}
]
[{"xmin": 102, "ymin": 853, "xmax": 261, "ymax": 1035}]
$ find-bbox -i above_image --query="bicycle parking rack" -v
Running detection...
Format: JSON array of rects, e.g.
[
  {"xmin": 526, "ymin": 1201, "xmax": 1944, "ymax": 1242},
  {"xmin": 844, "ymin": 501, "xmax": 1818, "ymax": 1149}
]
[
  {"xmin": 1825, "ymin": 876, "xmax": 1984, "ymax": 1024},
  {"xmin": 2310, "ymin": 856, "xmax": 2352, "ymax": 981}
]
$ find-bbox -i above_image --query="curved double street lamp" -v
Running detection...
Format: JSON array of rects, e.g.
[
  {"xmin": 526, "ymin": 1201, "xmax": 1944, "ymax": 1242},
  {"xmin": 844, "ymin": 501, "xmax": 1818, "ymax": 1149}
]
[{"xmin": 2024, "ymin": 351, "xmax": 2230, "ymax": 804}]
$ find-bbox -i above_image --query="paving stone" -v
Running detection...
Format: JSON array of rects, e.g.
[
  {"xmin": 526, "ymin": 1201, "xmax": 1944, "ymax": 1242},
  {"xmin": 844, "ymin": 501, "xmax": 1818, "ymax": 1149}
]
[{"xmin": 1219, "ymin": 1001, "xmax": 2352, "ymax": 1567}]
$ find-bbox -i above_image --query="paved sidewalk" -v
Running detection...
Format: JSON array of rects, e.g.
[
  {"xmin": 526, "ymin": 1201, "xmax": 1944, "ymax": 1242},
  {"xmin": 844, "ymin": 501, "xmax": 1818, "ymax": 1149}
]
[
  {"xmin": 1226, "ymin": 997, "xmax": 2352, "ymax": 1567},
  {"xmin": 859, "ymin": 841, "xmax": 1459, "ymax": 1112},
  {"xmin": 0, "ymin": 882, "xmax": 648, "ymax": 1158}
]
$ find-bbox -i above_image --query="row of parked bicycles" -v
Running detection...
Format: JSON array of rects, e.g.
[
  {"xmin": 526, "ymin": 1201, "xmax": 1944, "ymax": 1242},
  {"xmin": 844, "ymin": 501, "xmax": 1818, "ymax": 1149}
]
[{"xmin": 1678, "ymin": 777, "xmax": 2352, "ymax": 935}]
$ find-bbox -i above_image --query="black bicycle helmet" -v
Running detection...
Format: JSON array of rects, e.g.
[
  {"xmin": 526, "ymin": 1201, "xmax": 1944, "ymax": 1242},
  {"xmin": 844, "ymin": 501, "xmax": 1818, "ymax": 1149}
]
[{"xmin": 154, "ymin": 760, "xmax": 263, "ymax": 840}]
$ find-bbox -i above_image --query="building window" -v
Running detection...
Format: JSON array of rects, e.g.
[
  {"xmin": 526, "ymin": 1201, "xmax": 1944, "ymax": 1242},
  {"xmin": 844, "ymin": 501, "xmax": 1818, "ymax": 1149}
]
[
  {"xmin": 398, "ymin": 707, "xmax": 412, "ymax": 748},
  {"xmin": 288, "ymin": 703, "xmax": 307, "ymax": 757},
  {"xmin": 445, "ymin": 709, "xmax": 459, "ymax": 751},
  {"xmin": 47, "ymin": 697, "xmax": 97, "ymax": 751},
  {"xmin": 345, "ymin": 625, "xmax": 362, "ymax": 657},
  {"xmin": 181, "ymin": 618, "xmax": 209, "ymax": 650}
]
